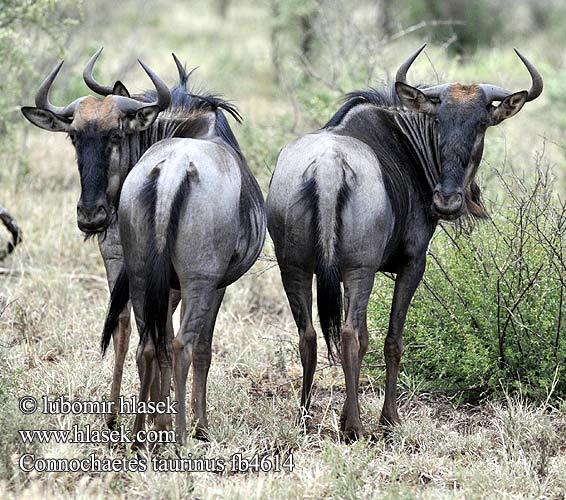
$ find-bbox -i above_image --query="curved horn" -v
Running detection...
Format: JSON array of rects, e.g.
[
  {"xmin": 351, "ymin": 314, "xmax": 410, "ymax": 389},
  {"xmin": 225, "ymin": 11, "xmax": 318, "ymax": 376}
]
[
  {"xmin": 478, "ymin": 84, "xmax": 512, "ymax": 103},
  {"xmin": 35, "ymin": 60, "xmax": 83, "ymax": 117},
  {"xmin": 172, "ymin": 53, "xmax": 188, "ymax": 88},
  {"xmin": 113, "ymin": 59, "xmax": 171, "ymax": 114},
  {"xmin": 479, "ymin": 49, "xmax": 543, "ymax": 103},
  {"xmin": 421, "ymin": 83, "xmax": 452, "ymax": 98},
  {"xmin": 112, "ymin": 97, "xmax": 146, "ymax": 114},
  {"xmin": 137, "ymin": 58, "xmax": 171, "ymax": 110},
  {"xmin": 514, "ymin": 48, "xmax": 543, "ymax": 102},
  {"xmin": 83, "ymin": 47, "xmax": 114, "ymax": 96},
  {"xmin": 396, "ymin": 43, "xmax": 427, "ymax": 84}
]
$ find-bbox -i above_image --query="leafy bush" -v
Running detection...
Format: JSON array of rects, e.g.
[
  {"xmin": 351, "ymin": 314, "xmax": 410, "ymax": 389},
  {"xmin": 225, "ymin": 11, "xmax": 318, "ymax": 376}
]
[{"xmin": 366, "ymin": 165, "xmax": 566, "ymax": 400}]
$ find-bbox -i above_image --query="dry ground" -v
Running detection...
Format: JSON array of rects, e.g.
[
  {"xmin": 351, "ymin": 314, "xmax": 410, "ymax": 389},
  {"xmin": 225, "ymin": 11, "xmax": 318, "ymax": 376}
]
[{"xmin": 1, "ymin": 222, "xmax": 566, "ymax": 498}]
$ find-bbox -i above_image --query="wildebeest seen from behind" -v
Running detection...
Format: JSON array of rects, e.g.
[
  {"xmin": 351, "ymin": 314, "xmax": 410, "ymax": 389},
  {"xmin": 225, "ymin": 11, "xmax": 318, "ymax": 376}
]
[
  {"xmin": 267, "ymin": 45, "xmax": 543, "ymax": 440},
  {"xmin": 21, "ymin": 49, "xmax": 247, "ymax": 430},
  {"xmin": 101, "ymin": 72, "xmax": 266, "ymax": 445}
]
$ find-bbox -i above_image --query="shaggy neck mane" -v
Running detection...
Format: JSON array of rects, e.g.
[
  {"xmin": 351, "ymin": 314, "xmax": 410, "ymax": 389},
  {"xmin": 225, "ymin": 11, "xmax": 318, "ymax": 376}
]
[
  {"xmin": 126, "ymin": 70, "xmax": 244, "ymax": 171},
  {"xmin": 324, "ymin": 87, "xmax": 486, "ymax": 222}
]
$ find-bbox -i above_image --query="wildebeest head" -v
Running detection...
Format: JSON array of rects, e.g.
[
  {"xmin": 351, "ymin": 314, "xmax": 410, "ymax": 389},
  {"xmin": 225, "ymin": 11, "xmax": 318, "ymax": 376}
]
[
  {"xmin": 394, "ymin": 44, "xmax": 543, "ymax": 220},
  {"xmin": 22, "ymin": 49, "xmax": 171, "ymax": 234}
]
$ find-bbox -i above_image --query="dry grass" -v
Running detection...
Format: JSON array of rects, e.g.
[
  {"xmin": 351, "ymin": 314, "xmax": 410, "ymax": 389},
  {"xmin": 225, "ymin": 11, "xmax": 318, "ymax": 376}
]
[
  {"xmin": 2, "ymin": 238, "xmax": 566, "ymax": 498},
  {"xmin": 2, "ymin": 1, "xmax": 566, "ymax": 498}
]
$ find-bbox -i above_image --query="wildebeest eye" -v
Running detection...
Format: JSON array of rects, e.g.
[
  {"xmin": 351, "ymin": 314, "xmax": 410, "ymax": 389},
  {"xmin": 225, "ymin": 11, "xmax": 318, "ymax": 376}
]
[{"xmin": 68, "ymin": 132, "xmax": 77, "ymax": 144}]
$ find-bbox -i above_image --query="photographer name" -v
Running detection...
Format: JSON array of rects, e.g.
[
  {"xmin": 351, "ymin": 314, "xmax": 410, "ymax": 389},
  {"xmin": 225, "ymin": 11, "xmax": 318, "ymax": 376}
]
[{"xmin": 35, "ymin": 395, "xmax": 177, "ymax": 415}]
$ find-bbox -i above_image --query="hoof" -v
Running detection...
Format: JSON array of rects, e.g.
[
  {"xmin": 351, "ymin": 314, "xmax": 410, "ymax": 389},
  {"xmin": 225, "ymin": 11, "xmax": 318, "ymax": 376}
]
[
  {"xmin": 379, "ymin": 412, "xmax": 401, "ymax": 428},
  {"xmin": 105, "ymin": 414, "xmax": 118, "ymax": 430},
  {"xmin": 341, "ymin": 412, "xmax": 364, "ymax": 443},
  {"xmin": 192, "ymin": 423, "xmax": 210, "ymax": 442},
  {"xmin": 294, "ymin": 408, "xmax": 314, "ymax": 430},
  {"xmin": 153, "ymin": 414, "xmax": 173, "ymax": 431},
  {"xmin": 342, "ymin": 424, "xmax": 364, "ymax": 443}
]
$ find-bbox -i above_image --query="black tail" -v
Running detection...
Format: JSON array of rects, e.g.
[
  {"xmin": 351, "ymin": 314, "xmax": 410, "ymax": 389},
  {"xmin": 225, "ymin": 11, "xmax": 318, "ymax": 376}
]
[
  {"xmin": 143, "ymin": 241, "xmax": 172, "ymax": 354},
  {"xmin": 140, "ymin": 168, "xmax": 190, "ymax": 355},
  {"xmin": 301, "ymin": 174, "xmax": 350, "ymax": 359},
  {"xmin": 101, "ymin": 265, "xmax": 130, "ymax": 356}
]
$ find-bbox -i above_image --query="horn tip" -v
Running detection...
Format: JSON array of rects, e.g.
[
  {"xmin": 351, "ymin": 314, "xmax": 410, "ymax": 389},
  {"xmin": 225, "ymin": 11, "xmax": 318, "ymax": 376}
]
[
  {"xmin": 90, "ymin": 47, "xmax": 104, "ymax": 59},
  {"xmin": 513, "ymin": 47, "xmax": 528, "ymax": 61},
  {"xmin": 137, "ymin": 58, "xmax": 148, "ymax": 70}
]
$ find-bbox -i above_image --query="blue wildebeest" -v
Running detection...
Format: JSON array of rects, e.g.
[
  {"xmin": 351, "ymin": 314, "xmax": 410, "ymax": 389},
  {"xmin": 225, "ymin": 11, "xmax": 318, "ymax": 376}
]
[
  {"xmin": 21, "ymin": 50, "xmax": 255, "ymax": 432},
  {"xmin": 267, "ymin": 45, "xmax": 543, "ymax": 440},
  {"xmin": 101, "ymin": 74, "xmax": 266, "ymax": 445}
]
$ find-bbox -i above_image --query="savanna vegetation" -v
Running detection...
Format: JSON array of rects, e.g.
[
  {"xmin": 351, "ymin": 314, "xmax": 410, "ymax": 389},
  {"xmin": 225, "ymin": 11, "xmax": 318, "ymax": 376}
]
[{"xmin": 0, "ymin": 0, "xmax": 565, "ymax": 498}]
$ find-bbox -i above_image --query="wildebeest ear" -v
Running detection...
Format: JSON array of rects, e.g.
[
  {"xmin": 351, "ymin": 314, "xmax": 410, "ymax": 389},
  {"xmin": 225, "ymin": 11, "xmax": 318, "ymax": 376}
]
[
  {"xmin": 125, "ymin": 105, "xmax": 161, "ymax": 131},
  {"xmin": 112, "ymin": 81, "xmax": 130, "ymax": 98},
  {"xmin": 489, "ymin": 90, "xmax": 528, "ymax": 125},
  {"xmin": 21, "ymin": 107, "xmax": 71, "ymax": 132},
  {"xmin": 395, "ymin": 82, "xmax": 438, "ymax": 113}
]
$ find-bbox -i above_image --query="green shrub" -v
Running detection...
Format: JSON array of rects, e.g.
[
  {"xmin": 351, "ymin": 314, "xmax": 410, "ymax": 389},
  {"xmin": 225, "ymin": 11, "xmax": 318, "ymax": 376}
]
[{"xmin": 366, "ymin": 166, "xmax": 566, "ymax": 400}]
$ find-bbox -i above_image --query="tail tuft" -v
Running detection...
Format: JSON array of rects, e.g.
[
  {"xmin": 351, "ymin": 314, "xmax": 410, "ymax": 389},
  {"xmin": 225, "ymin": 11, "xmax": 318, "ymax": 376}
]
[
  {"xmin": 315, "ymin": 261, "xmax": 343, "ymax": 359},
  {"xmin": 101, "ymin": 266, "xmax": 130, "ymax": 356},
  {"xmin": 143, "ymin": 249, "xmax": 171, "ymax": 353}
]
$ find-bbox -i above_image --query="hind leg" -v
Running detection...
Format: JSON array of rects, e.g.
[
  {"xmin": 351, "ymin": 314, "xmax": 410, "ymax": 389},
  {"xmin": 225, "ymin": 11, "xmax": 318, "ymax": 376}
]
[
  {"xmin": 340, "ymin": 268, "xmax": 375, "ymax": 441},
  {"xmin": 127, "ymin": 286, "xmax": 156, "ymax": 449},
  {"xmin": 280, "ymin": 264, "xmax": 317, "ymax": 421},
  {"xmin": 191, "ymin": 287, "xmax": 225, "ymax": 439},
  {"xmin": 173, "ymin": 281, "xmax": 217, "ymax": 445}
]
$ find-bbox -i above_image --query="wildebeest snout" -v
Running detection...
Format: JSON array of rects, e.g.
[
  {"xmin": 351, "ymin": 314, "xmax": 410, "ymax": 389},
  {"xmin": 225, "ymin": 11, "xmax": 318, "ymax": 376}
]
[
  {"xmin": 77, "ymin": 198, "xmax": 110, "ymax": 233},
  {"xmin": 432, "ymin": 186, "xmax": 464, "ymax": 218}
]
